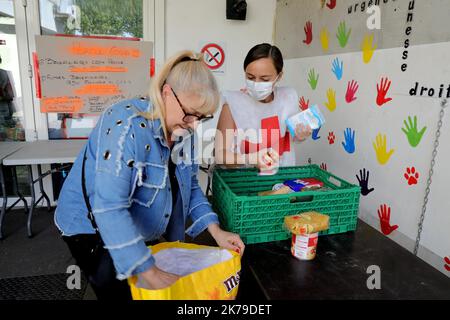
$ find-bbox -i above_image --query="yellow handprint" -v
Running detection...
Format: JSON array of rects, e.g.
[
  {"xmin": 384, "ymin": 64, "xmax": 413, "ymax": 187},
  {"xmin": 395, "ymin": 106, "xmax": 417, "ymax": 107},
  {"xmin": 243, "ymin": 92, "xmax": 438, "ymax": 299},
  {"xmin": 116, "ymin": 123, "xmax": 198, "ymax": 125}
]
[
  {"xmin": 325, "ymin": 88, "xmax": 336, "ymax": 112},
  {"xmin": 362, "ymin": 34, "xmax": 377, "ymax": 64},
  {"xmin": 321, "ymin": 0, "xmax": 326, "ymax": 8},
  {"xmin": 373, "ymin": 134, "xmax": 395, "ymax": 165},
  {"xmin": 320, "ymin": 28, "xmax": 329, "ymax": 52}
]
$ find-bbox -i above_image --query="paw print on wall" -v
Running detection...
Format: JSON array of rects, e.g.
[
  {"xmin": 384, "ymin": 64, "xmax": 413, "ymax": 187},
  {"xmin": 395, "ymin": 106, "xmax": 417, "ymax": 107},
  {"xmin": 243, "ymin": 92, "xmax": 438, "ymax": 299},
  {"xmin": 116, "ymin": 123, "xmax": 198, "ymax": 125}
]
[
  {"xmin": 328, "ymin": 132, "xmax": 335, "ymax": 145},
  {"xmin": 404, "ymin": 167, "xmax": 419, "ymax": 186},
  {"xmin": 445, "ymin": 257, "xmax": 450, "ymax": 272}
]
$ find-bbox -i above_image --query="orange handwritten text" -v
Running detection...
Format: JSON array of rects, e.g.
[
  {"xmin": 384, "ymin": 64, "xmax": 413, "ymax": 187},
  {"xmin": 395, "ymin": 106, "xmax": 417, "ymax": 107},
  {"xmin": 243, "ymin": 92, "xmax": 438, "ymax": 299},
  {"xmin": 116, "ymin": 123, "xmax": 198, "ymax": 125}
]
[
  {"xmin": 69, "ymin": 66, "xmax": 128, "ymax": 73},
  {"xmin": 75, "ymin": 84, "xmax": 121, "ymax": 96},
  {"xmin": 69, "ymin": 42, "xmax": 141, "ymax": 58},
  {"xmin": 41, "ymin": 96, "xmax": 84, "ymax": 113}
]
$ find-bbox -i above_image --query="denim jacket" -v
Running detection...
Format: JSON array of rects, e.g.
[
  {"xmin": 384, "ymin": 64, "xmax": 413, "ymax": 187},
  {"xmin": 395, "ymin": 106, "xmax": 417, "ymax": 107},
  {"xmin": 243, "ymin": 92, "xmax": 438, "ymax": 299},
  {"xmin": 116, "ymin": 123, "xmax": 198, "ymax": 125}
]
[{"xmin": 55, "ymin": 97, "xmax": 220, "ymax": 280}]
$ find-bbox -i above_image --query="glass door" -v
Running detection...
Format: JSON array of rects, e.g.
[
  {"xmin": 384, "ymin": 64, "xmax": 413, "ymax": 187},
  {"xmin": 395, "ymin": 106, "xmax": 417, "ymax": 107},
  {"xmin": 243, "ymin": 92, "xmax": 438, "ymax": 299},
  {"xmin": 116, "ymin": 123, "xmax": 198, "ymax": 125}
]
[{"xmin": 0, "ymin": 0, "xmax": 25, "ymax": 142}]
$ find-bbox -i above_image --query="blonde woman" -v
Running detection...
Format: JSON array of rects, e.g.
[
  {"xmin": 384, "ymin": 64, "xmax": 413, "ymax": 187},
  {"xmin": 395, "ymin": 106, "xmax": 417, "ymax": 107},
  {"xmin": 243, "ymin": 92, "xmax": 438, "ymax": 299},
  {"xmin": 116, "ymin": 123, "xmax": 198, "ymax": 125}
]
[{"xmin": 55, "ymin": 51, "xmax": 245, "ymax": 300}]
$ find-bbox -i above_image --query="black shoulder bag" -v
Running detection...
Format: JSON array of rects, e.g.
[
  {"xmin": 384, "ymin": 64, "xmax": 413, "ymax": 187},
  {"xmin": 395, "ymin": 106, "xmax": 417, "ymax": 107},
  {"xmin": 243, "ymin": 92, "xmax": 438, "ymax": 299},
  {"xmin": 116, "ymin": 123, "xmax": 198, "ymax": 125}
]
[{"xmin": 80, "ymin": 148, "xmax": 106, "ymax": 273}]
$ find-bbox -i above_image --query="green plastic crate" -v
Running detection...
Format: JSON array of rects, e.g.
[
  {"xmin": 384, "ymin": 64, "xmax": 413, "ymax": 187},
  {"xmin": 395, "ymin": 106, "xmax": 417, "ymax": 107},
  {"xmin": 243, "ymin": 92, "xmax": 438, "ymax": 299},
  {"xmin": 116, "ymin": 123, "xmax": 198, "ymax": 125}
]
[{"xmin": 212, "ymin": 165, "xmax": 361, "ymax": 244}]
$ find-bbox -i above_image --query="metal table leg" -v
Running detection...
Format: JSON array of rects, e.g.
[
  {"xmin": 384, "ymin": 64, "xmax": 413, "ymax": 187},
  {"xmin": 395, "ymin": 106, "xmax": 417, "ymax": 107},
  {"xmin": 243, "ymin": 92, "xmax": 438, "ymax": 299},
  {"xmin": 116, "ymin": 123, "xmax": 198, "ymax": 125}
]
[
  {"xmin": 12, "ymin": 166, "xmax": 28, "ymax": 214},
  {"xmin": 27, "ymin": 165, "xmax": 35, "ymax": 238},
  {"xmin": 37, "ymin": 165, "xmax": 51, "ymax": 211}
]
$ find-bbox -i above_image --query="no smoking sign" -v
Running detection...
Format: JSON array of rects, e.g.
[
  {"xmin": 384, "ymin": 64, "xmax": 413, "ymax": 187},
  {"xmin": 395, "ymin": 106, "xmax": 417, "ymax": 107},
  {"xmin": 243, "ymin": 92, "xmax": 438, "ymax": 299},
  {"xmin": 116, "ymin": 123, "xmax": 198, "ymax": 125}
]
[{"xmin": 200, "ymin": 43, "xmax": 226, "ymax": 74}]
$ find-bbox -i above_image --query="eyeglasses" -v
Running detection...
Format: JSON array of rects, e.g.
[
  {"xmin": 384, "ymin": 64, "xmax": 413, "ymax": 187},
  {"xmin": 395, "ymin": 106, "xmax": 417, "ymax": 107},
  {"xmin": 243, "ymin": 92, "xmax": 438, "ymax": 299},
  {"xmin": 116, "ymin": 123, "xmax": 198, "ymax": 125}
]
[{"xmin": 170, "ymin": 87, "xmax": 214, "ymax": 123}]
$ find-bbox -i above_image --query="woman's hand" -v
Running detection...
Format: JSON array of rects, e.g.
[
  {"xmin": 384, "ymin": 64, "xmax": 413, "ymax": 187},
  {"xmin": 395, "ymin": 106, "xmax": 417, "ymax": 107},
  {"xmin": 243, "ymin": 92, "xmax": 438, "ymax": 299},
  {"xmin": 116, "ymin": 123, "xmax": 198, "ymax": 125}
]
[
  {"xmin": 294, "ymin": 123, "xmax": 312, "ymax": 142},
  {"xmin": 139, "ymin": 265, "xmax": 180, "ymax": 290},
  {"xmin": 208, "ymin": 224, "xmax": 245, "ymax": 256},
  {"xmin": 255, "ymin": 148, "xmax": 280, "ymax": 170}
]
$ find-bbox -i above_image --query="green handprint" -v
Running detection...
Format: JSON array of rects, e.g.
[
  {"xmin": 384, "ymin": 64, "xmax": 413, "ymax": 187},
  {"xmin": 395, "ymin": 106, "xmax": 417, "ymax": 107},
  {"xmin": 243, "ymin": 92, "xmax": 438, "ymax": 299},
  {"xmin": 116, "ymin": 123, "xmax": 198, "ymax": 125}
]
[
  {"xmin": 308, "ymin": 69, "xmax": 319, "ymax": 90},
  {"xmin": 336, "ymin": 21, "xmax": 351, "ymax": 48},
  {"xmin": 402, "ymin": 116, "xmax": 427, "ymax": 147}
]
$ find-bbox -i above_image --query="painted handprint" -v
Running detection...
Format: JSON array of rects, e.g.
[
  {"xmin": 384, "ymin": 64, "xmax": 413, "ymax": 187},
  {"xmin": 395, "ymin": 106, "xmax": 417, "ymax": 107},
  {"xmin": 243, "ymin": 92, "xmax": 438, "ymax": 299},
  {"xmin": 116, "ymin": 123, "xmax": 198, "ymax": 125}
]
[
  {"xmin": 312, "ymin": 127, "xmax": 321, "ymax": 141},
  {"xmin": 342, "ymin": 128, "xmax": 356, "ymax": 154},
  {"xmin": 402, "ymin": 116, "xmax": 427, "ymax": 148},
  {"xmin": 321, "ymin": 0, "xmax": 326, "ymax": 8},
  {"xmin": 345, "ymin": 80, "xmax": 359, "ymax": 103},
  {"xmin": 325, "ymin": 88, "xmax": 336, "ymax": 112},
  {"xmin": 326, "ymin": 0, "xmax": 337, "ymax": 9},
  {"xmin": 303, "ymin": 21, "xmax": 313, "ymax": 45},
  {"xmin": 320, "ymin": 163, "xmax": 328, "ymax": 171},
  {"xmin": 328, "ymin": 132, "xmax": 335, "ymax": 145},
  {"xmin": 376, "ymin": 77, "xmax": 393, "ymax": 107},
  {"xmin": 336, "ymin": 21, "xmax": 351, "ymax": 48},
  {"xmin": 378, "ymin": 204, "xmax": 398, "ymax": 236},
  {"xmin": 356, "ymin": 168, "xmax": 374, "ymax": 196},
  {"xmin": 404, "ymin": 167, "xmax": 419, "ymax": 186},
  {"xmin": 373, "ymin": 133, "xmax": 395, "ymax": 165},
  {"xmin": 331, "ymin": 58, "xmax": 343, "ymax": 80},
  {"xmin": 320, "ymin": 28, "xmax": 329, "ymax": 52},
  {"xmin": 362, "ymin": 34, "xmax": 377, "ymax": 64},
  {"xmin": 299, "ymin": 96, "xmax": 309, "ymax": 110},
  {"xmin": 308, "ymin": 69, "xmax": 319, "ymax": 90}
]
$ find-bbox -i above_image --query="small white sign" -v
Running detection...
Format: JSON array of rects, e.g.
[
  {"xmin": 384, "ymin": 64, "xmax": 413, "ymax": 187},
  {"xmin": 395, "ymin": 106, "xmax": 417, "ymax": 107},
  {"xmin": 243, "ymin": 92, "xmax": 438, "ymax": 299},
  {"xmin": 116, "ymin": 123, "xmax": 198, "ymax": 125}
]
[{"xmin": 199, "ymin": 41, "xmax": 226, "ymax": 75}]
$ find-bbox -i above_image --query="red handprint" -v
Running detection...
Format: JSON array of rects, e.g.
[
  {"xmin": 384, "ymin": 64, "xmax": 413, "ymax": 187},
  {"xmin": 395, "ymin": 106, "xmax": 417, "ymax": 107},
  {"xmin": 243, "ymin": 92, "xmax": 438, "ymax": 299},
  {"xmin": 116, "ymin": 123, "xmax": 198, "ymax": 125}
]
[
  {"xmin": 299, "ymin": 96, "xmax": 309, "ymax": 110},
  {"xmin": 378, "ymin": 204, "xmax": 398, "ymax": 236},
  {"xmin": 445, "ymin": 257, "xmax": 450, "ymax": 272},
  {"xmin": 328, "ymin": 132, "xmax": 335, "ymax": 144},
  {"xmin": 303, "ymin": 21, "xmax": 313, "ymax": 45},
  {"xmin": 345, "ymin": 80, "xmax": 359, "ymax": 103},
  {"xmin": 404, "ymin": 167, "xmax": 419, "ymax": 186},
  {"xmin": 376, "ymin": 77, "xmax": 393, "ymax": 107},
  {"xmin": 320, "ymin": 163, "xmax": 328, "ymax": 171},
  {"xmin": 326, "ymin": 0, "xmax": 337, "ymax": 9}
]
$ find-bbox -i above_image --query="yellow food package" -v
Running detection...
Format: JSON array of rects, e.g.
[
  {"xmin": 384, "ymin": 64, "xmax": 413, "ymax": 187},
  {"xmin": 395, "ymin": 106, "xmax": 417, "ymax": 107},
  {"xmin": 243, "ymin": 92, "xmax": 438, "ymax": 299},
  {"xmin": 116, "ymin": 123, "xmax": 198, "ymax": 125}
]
[
  {"xmin": 128, "ymin": 242, "xmax": 241, "ymax": 300},
  {"xmin": 284, "ymin": 211, "xmax": 330, "ymax": 235}
]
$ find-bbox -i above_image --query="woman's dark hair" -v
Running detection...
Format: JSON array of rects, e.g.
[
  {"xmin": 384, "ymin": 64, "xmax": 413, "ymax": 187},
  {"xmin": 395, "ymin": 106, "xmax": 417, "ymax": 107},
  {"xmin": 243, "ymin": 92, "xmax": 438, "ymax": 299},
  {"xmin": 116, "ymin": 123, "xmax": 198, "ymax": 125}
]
[{"xmin": 243, "ymin": 43, "xmax": 284, "ymax": 74}]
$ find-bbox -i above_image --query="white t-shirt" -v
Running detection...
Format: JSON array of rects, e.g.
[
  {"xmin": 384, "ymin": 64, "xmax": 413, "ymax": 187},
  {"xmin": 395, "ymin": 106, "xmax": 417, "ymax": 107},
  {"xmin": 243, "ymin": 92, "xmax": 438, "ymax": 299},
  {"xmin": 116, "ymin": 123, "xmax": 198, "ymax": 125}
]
[{"xmin": 222, "ymin": 86, "xmax": 300, "ymax": 167}]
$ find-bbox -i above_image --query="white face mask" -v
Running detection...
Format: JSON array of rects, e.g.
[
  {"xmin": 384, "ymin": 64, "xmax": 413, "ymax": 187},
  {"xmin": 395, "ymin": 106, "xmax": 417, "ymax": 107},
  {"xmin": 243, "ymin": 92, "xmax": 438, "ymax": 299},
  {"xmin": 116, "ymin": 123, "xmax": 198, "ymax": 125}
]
[{"xmin": 245, "ymin": 76, "xmax": 278, "ymax": 101}]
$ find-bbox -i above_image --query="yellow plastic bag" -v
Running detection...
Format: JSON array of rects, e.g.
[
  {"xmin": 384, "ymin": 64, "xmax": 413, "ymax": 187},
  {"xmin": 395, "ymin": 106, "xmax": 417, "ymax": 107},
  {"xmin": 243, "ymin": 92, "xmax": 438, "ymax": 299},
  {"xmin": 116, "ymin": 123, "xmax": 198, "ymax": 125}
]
[{"xmin": 128, "ymin": 242, "xmax": 241, "ymax": 300}]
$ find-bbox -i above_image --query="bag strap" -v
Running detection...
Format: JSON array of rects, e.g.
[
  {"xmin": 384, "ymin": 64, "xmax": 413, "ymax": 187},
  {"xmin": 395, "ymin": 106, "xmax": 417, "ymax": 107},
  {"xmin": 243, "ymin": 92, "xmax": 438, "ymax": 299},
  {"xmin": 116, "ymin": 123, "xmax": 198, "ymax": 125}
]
[{"xmin": 81, "ymin": 147, "xmax": 100, "ymax": 235}]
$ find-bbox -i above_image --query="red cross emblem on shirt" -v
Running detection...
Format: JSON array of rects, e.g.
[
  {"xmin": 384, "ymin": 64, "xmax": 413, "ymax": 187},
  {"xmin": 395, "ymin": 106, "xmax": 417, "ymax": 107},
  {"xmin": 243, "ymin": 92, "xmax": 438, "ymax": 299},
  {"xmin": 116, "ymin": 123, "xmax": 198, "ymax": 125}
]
[{"xmin": 241, "ymin": 116, "xmax": 291, "ymax": 156}]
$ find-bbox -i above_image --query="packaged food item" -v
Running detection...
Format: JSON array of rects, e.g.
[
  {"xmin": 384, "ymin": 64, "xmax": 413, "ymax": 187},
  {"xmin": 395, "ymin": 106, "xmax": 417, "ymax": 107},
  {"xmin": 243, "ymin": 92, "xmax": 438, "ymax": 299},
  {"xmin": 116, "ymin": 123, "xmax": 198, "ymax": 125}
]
[
  {"xmin": 286, "ymin": 104, "xmax": 326, "ymax": 136},
  {"xmin": 285, "ymin": 212, "xmax": 329, "ymax": 261},
  {"xmin": 257, "ymin": 178, "xmax": 324, "ymax": 196},
  {"xmin": 258, "ymin": 185, "xmax": 292, "ymax": 196},
  {"xmin": 283, "ymin": 178, "xmax": 324, "ymax": 192},
  {"xmin": 258, "ymin": 148, "xmax": 279, "ymax": 176},
  {"xmin": 284, "ymin": 211, "xmax": 330, "ymax": 235},
  {"xmin": 291, "ymin": 233, "xmax": 318, "ymax": 260},
  {"xmin": 258, "ymin": 167, "xmax": 278, "ymax": 176}
]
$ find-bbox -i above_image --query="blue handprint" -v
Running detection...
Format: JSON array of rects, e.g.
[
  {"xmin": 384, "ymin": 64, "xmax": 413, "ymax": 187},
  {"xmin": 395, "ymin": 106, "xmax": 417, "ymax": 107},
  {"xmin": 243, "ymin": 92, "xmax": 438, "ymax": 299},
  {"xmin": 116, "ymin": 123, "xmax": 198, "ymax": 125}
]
[
  {"xmin": 342, "ymin": 128, "xmax": 356, "ymax": 154},
  {"xmin": 312, "ymin": 127, "xmax": 321, "ymax": 141},
  {"xmin": 331, "ymin": 58, "xmax": 343, "ymax": 80}
]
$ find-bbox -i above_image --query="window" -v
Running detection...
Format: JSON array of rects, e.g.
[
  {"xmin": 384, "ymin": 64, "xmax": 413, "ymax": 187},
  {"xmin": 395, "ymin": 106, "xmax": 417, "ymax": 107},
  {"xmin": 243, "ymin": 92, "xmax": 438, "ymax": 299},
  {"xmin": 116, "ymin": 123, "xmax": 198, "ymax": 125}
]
[
  {"xmin": 0, "ymin": 0, "xmax": 25, "ymax": 142},
  {"xmin": 0, "ymin": 0, "xmax": 29, "ymax": 197}
]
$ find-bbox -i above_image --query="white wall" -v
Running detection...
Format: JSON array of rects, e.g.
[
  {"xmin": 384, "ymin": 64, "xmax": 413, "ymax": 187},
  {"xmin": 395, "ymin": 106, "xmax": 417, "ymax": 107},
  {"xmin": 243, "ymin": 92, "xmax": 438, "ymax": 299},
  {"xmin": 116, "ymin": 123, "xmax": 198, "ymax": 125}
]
[
  {"xmin": 164, "ymin": 0, "xmax": 276, "ymax": 189},
  {"xmin": 278, "ymin": 1, "xmax": 450, "ymax": 277},
  {"xmin": 163, "ymin": 1, "xmax": 449, "ymax": 278},
  {"xmin": 165, "ymin": 0, "xmax": 276, "ymax": 121}
]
